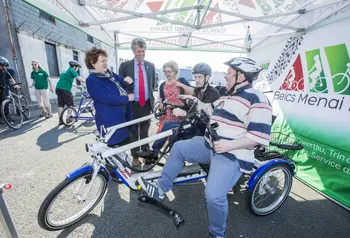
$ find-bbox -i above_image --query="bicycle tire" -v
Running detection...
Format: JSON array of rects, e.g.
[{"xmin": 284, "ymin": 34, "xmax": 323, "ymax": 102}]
[
  {"xmin": 332, "ymin": 72, "xmax": 350, "ymax": 94},
  {"xmin": 313, "ymin": 77, "xmax": 327, "ymax": 93},
  {"xmin": 19, "ymin": 96, "xmax": 30, "ymax": 119},
  {"xmin": 60, "ymin": 106, "xmax": 77, "ymax": 126},
  {"xmin": 1, "ymin": 99, "xmax": 23, "ymax": 130},
  {"xmin": 247, "ymin": 163, "xmax": 293, "ymax": 216},
  {"xmin": 38, "ymin": 170, "xmax": 108, "ymax": 231}
]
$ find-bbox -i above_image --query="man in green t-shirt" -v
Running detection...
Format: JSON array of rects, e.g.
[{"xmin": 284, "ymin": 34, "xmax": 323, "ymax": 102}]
[{"xmin": 56, "ymin": 60, "xmax": 85, "ymax": 125}]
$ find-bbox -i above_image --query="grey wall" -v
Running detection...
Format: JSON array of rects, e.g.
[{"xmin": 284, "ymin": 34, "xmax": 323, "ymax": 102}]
[{"xmin": 10, "ymin": 0, "xmax": 102, "ymax": 51}]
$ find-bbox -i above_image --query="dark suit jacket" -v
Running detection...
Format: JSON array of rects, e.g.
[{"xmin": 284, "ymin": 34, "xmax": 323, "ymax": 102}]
[{"xmin": 118, "ymin": 59, "xmax": 156, "ymax": 110}]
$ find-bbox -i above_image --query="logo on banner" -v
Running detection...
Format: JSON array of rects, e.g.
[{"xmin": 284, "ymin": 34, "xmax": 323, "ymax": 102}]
[
  {"xmin": 146, "ymin": 0, "xmax": 222, "ymax": 25},
  {"xmin": 279, "ymin": 44, "xmax": 350, "ymax": 95},
  {"xmin": 275, "ymin": 43, "xmax": 349, "ymax": 112},
  {"xmin": 305, "ymin": 49, "xmax": 328, "ymax": 93},
  {"xmin": 279, "ymin": 54, "xmax": 304, "ymax": 91},
  {"xmin": 324, "ymin": 43, "xmax": 350, "ymax": 95}
]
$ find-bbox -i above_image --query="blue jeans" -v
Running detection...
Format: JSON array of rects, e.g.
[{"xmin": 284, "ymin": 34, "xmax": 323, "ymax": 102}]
[
  {"xmin": 157, "ymin": 136, "xmax": 242, "ymax": 237},
  {"xmin": 153, "ymin": 121, "xmax": 199, "ymax": 152}
]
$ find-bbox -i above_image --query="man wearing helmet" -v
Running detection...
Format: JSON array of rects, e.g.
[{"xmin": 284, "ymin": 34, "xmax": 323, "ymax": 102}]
[
  {"xmin": 0, "ymin": 56, "xmax": 20, "ymax": 121},
  {"xmin": 138, "ymin": 57, "xmax": 272, "ymax": 238},
  {"xmin": 136, "ymin": 63, "xmax": 220, "ymax": 161},
  {"xmin": 56, "ymin": 60, "xmax": 86, "ymax": 125}
]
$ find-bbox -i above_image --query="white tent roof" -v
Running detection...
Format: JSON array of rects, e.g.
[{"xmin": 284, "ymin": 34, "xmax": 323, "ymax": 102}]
[{"xmin": 25, "ymin": 0, "xmax": 350, "ymax": 52}]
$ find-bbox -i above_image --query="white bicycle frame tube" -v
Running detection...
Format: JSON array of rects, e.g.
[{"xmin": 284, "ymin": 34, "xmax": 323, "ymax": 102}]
[
  {"xmin": 104, "ymin": 114, "xmax": 155, "ymax": 143},
  {"xmin": 0, "ymin": 184, "xmax": 19, "ymax": 238}
]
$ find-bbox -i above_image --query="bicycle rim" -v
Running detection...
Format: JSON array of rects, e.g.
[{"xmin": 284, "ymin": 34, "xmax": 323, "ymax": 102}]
[
  {"xmin": 1, "ymin": 99, "xmax": 23, "ymax": 129},
  {"xmin": 251, "ymin": 166, "xmax": 292, "ymax": 215},
  {"xmin": 46, "ymin": 173, "xmax": 106, "ymax": 227},
  {"xmin": 61, "ymin": 107, "xmax": 77, "ymax": 126}
]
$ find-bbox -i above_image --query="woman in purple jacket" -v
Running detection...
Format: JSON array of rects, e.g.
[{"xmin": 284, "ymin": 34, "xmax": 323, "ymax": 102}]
[{"xmin": 85, "ymin": 47, "xmax": 134, "ymax": 148}]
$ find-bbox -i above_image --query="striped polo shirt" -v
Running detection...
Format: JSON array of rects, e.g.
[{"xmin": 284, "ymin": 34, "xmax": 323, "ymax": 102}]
[{"xmin": 204, "ymin": 84, "xmax": 272, "ymax": 173}]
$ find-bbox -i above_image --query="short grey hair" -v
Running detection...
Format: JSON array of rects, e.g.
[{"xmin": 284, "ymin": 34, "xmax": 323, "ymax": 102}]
[
  {"xmin": 163, "ymin": 60, "xmax": 179, "ymax": 75},
  {"xmin": 131, "ymin": 38, "xmax": 147, "ymax": 51}
]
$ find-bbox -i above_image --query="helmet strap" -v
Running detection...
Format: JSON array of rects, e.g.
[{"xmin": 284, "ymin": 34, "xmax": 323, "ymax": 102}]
[
  {"xmin": 226, "ymin": 73, "xmax": 247, "ymax": 96},
  {"xmin": 197, "ymin": 75, "xmax": 209, "ymax": 91}
]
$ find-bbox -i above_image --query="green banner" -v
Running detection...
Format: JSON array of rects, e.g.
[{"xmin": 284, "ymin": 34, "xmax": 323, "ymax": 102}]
[{"xmin": 272, "ymin": 116, "xmax": 350, "ymax": 208}]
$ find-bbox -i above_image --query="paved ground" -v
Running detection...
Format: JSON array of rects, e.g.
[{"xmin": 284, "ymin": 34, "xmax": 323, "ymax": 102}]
[{"xmin": 0, "ymin": 107, "xmax": 349, "ymax": 238}]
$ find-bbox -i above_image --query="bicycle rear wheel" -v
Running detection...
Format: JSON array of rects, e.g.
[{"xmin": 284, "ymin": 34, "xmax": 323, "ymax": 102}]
[
  {"xmin": 1, "ymin": 99, "xmax": 23, "ymax": 129},
  {"xmin": 38, "ymin": 170, "xmax": 108, "ymax": 231},
  {"xmin": 19, "ymin": 96, "xmax": 30, "ymax": 119},
  {"xmin": 247, "ymin": 163, "xmax": 293, "ymax": 216}
]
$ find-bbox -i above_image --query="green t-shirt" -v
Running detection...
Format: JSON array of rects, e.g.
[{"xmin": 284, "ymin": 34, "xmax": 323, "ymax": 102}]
[
  {"xmin": 56, "ymin": 67, "xmax": 79, "ymax": 92},
  {"xmin": 31, "ymin": 69, "xmax": 49, "ymax": 90}
]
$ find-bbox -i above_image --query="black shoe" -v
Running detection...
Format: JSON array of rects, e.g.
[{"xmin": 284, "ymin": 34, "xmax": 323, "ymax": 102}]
[{"xmin": 135, "ymin": 149, "xmax": 159, "ymax": 161}]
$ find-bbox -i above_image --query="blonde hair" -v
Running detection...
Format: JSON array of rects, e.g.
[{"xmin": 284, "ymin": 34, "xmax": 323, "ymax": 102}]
[
  {"xmin": 31, "ymin": 59, "xmax": 42, "ymax": 70},
  {"xmin": 163, "ymin": 60, "xmax": 179, "ymax": 76}
]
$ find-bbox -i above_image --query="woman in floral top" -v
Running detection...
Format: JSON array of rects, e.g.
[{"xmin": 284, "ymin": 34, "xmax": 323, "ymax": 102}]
[{"xmin": 158, "ymin": 60, "xmax": 193, "ymax": 132}]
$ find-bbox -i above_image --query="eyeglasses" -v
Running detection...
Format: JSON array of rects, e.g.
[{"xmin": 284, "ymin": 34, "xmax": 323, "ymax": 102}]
[
  {"xmin": 163, "ymin": 70, "xmax": 173, "ymax": 74},
  {"xmin": 32, "ymin": 64, "xmax": 37, "ymax": 66}
]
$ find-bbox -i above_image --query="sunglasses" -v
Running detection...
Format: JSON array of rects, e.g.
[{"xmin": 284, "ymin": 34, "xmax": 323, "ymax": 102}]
[
  {"xmin": 164, "ymin": 70, "xmax": 173, "ymax": 74},
  {"xmin": 32, "ymin": 64, "xmax": 38, "ymax": 66}
]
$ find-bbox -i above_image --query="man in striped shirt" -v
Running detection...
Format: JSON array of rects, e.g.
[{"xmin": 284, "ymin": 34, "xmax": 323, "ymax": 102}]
[{"xmin": 138, "ymin": 57, "xmax": 272, "ymax": 238}]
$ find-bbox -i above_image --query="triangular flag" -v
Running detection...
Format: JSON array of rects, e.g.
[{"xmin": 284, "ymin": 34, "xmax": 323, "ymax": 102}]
[
  {"xmin": 238, "ymin": 0, "xmax": 256, "ymax": 9},
  {"xmin": 146, "ymin": 1, "xmax": 164, "ymax": 13}
]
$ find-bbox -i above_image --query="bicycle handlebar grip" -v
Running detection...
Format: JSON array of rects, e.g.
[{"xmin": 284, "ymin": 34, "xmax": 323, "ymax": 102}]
[{"xmin": 154, "ymin": 110, "xmax": 166, "ymax": 118}]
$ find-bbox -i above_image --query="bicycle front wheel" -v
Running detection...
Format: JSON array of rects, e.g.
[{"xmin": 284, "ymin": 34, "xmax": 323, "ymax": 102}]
[
  {"xmin": 61, "ymin": 106, "xmax": 77, "ymax": 126},
  {"xmin": 1, "ymin": 99, "xmax": 23, "ymax": 129},
  {"xmin": 38, "ymin": 170, "xmax": 108, "ymax": 231},
  {"xmin": 19, "ymin": 96, "xmax": 30, "ymax": 119},
  {"xmin": 247, "ymin": 163, "xmax": 293, "ymax": 216}
]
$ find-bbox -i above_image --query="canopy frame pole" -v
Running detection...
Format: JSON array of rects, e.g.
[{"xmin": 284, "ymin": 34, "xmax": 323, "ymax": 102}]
[
  {"xmin": 118, "ymin": 31, "xmax": 184, "ymax": 47},
  {"xmin": 83, "ymin": 2, "xmax": 194, "ymax": 28}
]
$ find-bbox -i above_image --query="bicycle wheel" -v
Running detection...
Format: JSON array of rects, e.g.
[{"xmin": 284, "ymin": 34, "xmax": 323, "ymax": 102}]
[
  {"xmin": 61, "ymin": 106, "xmax": 77, "ymax": 126},
  {"xmin": 247, "ymin": 163, "xmax": 293, "ymax": 216},
  {"xmin": 1, "ymin": 99, "xmax": 23, "ymax": 130},
  {"xmin": 332, "ymin": 72, "xmax": 350, "ymax": 94},
  {"xmin": 280, "ymin": 81, "xmax": 289, "ymax": 90},
  {"xmin": 19, "ymin": 96, "xmax": 30, "ymax": 119},
  {"xmin": 313, "ymin": 77, "xmax": 327, "ymax": 93},
  {"xmin": 38, "ymin": 170, "xmax": 108, "ymax": 231}
]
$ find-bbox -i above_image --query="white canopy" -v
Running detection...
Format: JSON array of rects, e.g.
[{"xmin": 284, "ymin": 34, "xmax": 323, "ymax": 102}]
[{"xmin": 24, "ymin": 0, "xmax": 350, "ymax": 52}]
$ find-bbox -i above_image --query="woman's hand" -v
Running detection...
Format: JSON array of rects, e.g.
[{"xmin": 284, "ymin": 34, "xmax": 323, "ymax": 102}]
[
  {"xmin": 128, "ymin": 94, "xmax": 134, "ymax": 101},
  {"xmin": 50, "ymin": 86, "xmax": 54, "ymax": 93},
  {"xmin": 173, "ymin": 108, "xmax": 187, "ymax": 117},
  {"xmin": 124, "ymin": 76, "xmax": 133, "ymax": 85}
]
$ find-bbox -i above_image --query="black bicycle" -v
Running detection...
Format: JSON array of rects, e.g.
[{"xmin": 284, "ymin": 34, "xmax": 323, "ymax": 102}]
[{"xmin": 0, "ymin": 83, "xmax": 30, "ymax": 129}]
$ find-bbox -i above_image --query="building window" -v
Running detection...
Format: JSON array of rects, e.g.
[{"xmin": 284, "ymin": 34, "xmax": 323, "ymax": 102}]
[
  {"xmin": 39, "ymin": 10, "xmax": 55, "ymax": 24},
  {"xmin": 45, "ymin": 42, "xmax": 59, "ymax": 77},
  {"xmin": 73, "ymin": 50, "xmax": 79, "ymax": 61},
  {"xmin": 87, "ymin": 35, "xmax": 94, "ymax": 43}
]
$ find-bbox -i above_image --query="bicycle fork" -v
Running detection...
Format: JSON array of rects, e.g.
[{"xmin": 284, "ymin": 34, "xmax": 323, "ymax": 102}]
[{"xmin": 73, "ymin": 160, "xmax": 101, "ymax": 203}]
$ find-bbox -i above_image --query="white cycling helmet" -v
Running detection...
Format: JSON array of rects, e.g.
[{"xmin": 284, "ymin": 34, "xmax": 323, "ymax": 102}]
[{"xmin": 224, "ymin": 57, "xmax": 261, "ymax": 82}]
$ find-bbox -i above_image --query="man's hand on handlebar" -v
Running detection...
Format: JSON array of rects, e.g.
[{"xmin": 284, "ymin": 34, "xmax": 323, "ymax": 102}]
[
  {"xmin": 13, "ymin": 84, "xmax": 20, "ymax": 89},
  {"xmin": 213, "ymin": 139, "xmax": 233, "ymax": 154}
]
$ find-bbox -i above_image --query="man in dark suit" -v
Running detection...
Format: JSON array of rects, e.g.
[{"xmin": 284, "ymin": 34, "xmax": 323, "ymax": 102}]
[{"xmin": 118, "ymin": 38, "xmax": 157, "ymax": 167}]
